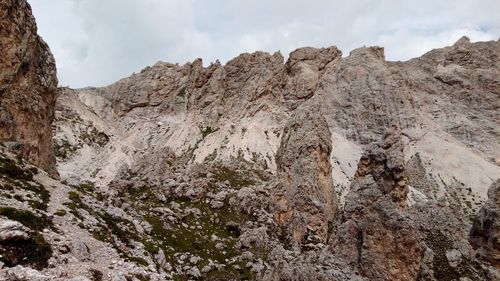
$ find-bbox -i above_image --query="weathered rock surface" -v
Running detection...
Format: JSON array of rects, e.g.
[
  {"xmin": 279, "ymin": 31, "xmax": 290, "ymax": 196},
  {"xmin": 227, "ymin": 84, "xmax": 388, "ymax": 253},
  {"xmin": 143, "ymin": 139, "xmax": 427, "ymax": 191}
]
[
  {"xmin": 272, "ymin": 108, "xmax": 337, "ymax": 243},
  {"xmin": 470, "ymin": 179, "xmax": 500, "ymax": 268},
  {"xmin": 332, "ymin": 128, "xmax": 424, "ymax": 281},
  {"xmin": 0, "ymin": 0, "xmax": 58, "ymax": 176},
  {"xmin": 48, "ymin": 37, "xmax": 500, "ymax": 280},
  {"xmin": 282, "ymin": 46, "xmax": 342, "ymax": 109},
  {"xmin": 0, "ymin": 218, "xmax": 30, "ymax": 242},
  {"xmin": 1, "ymin": 2, "xmax": 500, "ymax": 279}
]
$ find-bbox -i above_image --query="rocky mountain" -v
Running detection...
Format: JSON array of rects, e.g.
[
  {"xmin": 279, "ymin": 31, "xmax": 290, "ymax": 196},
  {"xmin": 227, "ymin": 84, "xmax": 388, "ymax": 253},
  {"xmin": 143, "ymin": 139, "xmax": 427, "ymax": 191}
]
[
  {"xmin": 0, "ymin": 0, "xmax": 58, "ymax": 177},
  {"xmin": 1, "ymin": 0, "xmax": 499, "ymax": 280}
]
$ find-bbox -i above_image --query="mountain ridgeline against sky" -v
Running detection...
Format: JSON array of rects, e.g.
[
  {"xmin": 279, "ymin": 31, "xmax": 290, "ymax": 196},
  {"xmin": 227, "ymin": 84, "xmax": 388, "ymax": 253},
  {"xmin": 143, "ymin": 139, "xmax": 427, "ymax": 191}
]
[{"xmin": 0, "ymin": 0, "xmax": 499, "ymax": 280}]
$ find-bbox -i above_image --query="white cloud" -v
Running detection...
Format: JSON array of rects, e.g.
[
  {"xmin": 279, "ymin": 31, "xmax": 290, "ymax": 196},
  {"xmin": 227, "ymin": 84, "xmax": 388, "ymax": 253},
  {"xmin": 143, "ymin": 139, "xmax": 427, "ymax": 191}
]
[{"xmin": 29, "ymin": 0, "xmax": 500, "ymax": 87}]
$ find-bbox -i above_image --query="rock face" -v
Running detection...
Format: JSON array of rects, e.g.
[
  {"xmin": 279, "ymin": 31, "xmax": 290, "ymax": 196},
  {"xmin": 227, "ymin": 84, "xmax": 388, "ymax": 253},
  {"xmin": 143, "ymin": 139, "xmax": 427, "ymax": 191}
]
[
  {"xmin": 343, "ymin": 126, "xmax": 409, "ymax": 216},
  {"xmin": 282, "ymin": 46, "xmax": 341, "ymax": 109},
  {"xmin": 1, "ymin": 2, "xmax": 500, "ymax": 279},
  {"xmin": 0, "ymin": 0, "xmax": 58, "ymax": 176},
  {"xmin": 272, "ymin": 109, "xmax": 337, "ymax": 243},
  {"xmin": 0, "ymin": 218, "xmax": 30, "ymax": 242},
  {"xmin": 46, "ymin": 37, "xmax": 500, "ymax": 280},
  {"xmin": 332, "ymin": 128, "xmax": 423, "ymax": 281},
  {"xmin": 470, "ymin": 179, "xmax": 500, "ymax": 267}
]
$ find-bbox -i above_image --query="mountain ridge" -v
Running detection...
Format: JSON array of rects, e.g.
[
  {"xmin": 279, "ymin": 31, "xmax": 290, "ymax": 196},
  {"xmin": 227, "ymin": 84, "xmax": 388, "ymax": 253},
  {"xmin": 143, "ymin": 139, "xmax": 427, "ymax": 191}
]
[{"xmin": 0, "ymin": 1, "xmax": 499, "ymax": 280}]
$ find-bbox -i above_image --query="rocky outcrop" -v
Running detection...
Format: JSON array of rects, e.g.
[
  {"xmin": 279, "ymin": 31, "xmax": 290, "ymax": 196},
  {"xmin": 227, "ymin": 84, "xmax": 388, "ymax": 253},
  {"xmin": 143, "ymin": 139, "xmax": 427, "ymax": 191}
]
[
  {"xmin": 44, "ymin": 37, "xmax": 500, "ymax": 280},
  {"xmin": 272, "ymin": 109, "xmax": 337, "ymax": 243},
  {"xmin": 0, "ymin": 0, "xmax": 58, "ymax": 176},
  {"xmin": 0, "ymin": 219, "xmax": 30, "ymax": 242},
  {"xmin": 470, "ymin": 179, "xmax": 500, "ymax": 267},
  {"xmin": 1, "ymin": 1, "xmax": 499, "ymax": 278},
  {"xmin": 332, "ymin": 127, "xmax": 423, "ymax": 281},
  {"xmin": 282, "ymin": 46, "xmax": 341, "ymax": 109},
  {"xmin": 343, "ymin": 126, "xmax": 409, "ymax": 216}
]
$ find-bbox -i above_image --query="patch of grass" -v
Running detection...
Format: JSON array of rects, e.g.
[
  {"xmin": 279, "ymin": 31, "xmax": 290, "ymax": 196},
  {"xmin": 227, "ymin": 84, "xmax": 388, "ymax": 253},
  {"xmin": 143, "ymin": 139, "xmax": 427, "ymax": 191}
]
[
  {"xmin": 54, "ymin": 209, "xmax": 67, "ymax": 216},
  {"xmin": 98, "ymin": 212, "xmax": 139, "ymax": 245},
  {"xmin": 91, "ymin": 224, "xmax": 113, "ymax": 243},
  {"xmin": 143, "ymin": 240, "xmax": 159, "ymax": 255},
  {"xmin": 0, "ymin": 207, "xmax": 52, "ymax": 231},
  {"xmin": 23, "ymin": 182, "xmax": 50, "ymax": 211},
  {"xmin": 78, "ymin": 182, "xmax": 96, "ymax": 193},
  {"xmin": 95, "ymin": 192, "xmax": 106, "ymax": 202},
  {"xmin": 0, "ymin": 232, "xmax": 53, "ymax": 270},
  {"xmin": 0, "ymin": 155, "xmax": 50, "ymax": 211},
  {"xmin": 201, "ymin": 126, "xmax": 219, "ymax": 139},
  {"xmin": 63, "ymin": 191, "xmax": 84, "ymax": 219},
  {"xmin": 424, "ymin": 231, "xmax": 488, "ymax": 281},
  {"xmin": 28, "ymin": 199, "xmax": 47, "ymax": 211},
  {"xmin": 90, "ymin": 269, "xmax": 104, "ymax": 281},
  {"xmin": 212, "ymin": 166, "xmax": 257, "ymax": 188},
  {"xmin": 53, "ymin": 138, "xmax": 79, "ymax": 159},
  {"xmin": 204, "ymin": 266, "xmax": 253, "ymax": 281},
  {"xmin": 0, "ymin": 156, "xmax": 34, "ymax": 181},
  {"xmin": 143, "ymin": 199, "xmax": 253, "ymax": 274},
  {"xmin": 127, "ymin": 256, "xmax": 149, "ymax": 267}
]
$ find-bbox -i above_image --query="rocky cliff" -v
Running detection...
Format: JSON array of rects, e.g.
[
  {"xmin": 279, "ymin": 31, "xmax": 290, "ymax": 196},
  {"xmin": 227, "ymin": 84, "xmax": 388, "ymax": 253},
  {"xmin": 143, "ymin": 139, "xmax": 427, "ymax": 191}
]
[
  {"xmin": 272, "ymin": 109, "xmax": 337, "ymax": 243},
  {"xmin": 46, "ymin": 36, "xmax": 500, "ymax": 280},
  {"xmin": 1, "ymin": 1, "xmax": 500, "ymax": 280},
  {"xmin": 470, "ymin": 179, "xmax": 500, "ymax": 268},
  {"xmin": 0, "ymin": 0, "xmax": 58, "ymax": 176}
]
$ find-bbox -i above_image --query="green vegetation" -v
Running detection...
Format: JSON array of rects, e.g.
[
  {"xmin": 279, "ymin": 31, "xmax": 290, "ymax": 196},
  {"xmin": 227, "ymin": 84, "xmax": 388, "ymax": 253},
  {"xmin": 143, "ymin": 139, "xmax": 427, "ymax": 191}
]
[
  {"xmin": 0, "ymin": 154, "xmax": 50, "ymax": 210},
  {"xmin": 0, "ymin": 207, "xmax": 53, "ymax": 269},
  {"xmin": 201, "ymin": 126, "xmax": 219, "ymax": 139},
  {"xmin": 65, "ymin": 188, "xmax": 140, "ymax": 250},
  {"xmin": 143, "ymin": 240, "xmax": 159, "ymax": 255},
  {"xmin": 91, "ymin": 224, "xmax": 113, "ymax": 243},
  {"xmin": 77, "ymin": 182, "xmax": 97, "ymax": 193},
  {"xmin": 72, "ymin": 181, "xmax": 106, "ymax": 202},
  {"xmin": 81, "ymin": 127, "xmax": 110, "ymax": 147},
  {"xmin": 53, "ymin": 138, "xmax": 79, "ymax": 159},
  {"xmin": 63, "ymin": 191, "xmax": 85, "ymax": 220},
  {"xmin": 114, "ymin": 180, "xmax": 262, "ymax": 279},
  {"xmin": 126, "ymin": 256, "xmax": 149, "ymax": 267},
  {"xmin": 0, "ymin": 232, "xmax": 53, "ymax": 270},
  {"xmin": 0, "ymin": 207, "xmax": 52, "ymax": 231},
  {"xmin": 212, "ymin": 166, "xmax": 257, "ymax": 188},
  {"xmin": 98, "ymin": 212, "xmax": 139, "ymax": 245},
  {"xmin": 142, "ymin": 199, "xmax": 256, "ymax": 280},
  {"xmin": 424, "ymin": 231, "xmax": 488, "ymax": 280},
  {"xmin": 54, "ymin": 209, "xmax": 67, "ymax": 216},
  {"xmin": 90, "ymin": 269, "xmax": 104, "ymax": 281},
  {"xmin": 0, "ymin": 156, "xmax": 34, "ymax": 181},
  {"xmin": 25, "ymin": 182, "xmax": 50, "ymax": 211}
]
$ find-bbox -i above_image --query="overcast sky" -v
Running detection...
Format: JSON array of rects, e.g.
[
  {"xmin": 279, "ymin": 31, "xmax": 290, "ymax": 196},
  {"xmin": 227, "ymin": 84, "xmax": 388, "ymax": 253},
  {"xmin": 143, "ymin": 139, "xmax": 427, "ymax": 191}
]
[{"xmin": 30, "ymin": 0, "xmax": 499, "ymax": 88}]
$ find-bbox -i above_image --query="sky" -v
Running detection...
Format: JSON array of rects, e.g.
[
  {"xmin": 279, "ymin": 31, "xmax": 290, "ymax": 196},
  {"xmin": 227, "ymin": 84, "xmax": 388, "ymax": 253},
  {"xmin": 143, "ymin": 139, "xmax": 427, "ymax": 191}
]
[{"xmin": 29, "ymin": 0, "xmax": 500, "ymax": 88}]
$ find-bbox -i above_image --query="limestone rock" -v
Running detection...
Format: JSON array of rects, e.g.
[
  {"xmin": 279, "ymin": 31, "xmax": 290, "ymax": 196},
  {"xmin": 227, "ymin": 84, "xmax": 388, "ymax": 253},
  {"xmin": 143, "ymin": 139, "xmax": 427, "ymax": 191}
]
[
  {"xmin": 2, "ymin": 1, "xmax": 500, "ymax": 279},
  {"xmin": 332, "ymin": 128, "xmax": 423, "ymax": 281},
  {"xmin": 272, "ymin": 108, "xmax": 338, "ymax": 243},
  {"xmin": 283, "ymin": 46, "xmax": 342, "ymax": 109},
  {"xmin": 343, "ymin": 126, "xmax": 408, "ymax": 218},
  {"xmin": 0, "ymin": 219, "xmax": 30, "ymax": 242},
  {"xmin": 0, "ymin": 265, "xmax": 50, "ymax": 281},
  {"xmin": 470, "ymin": 179, "xmax": 500, "ymax": 267},
  {"xmin": 0, "ymin": 0, "xmax": 58, "ymax": 176}
]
